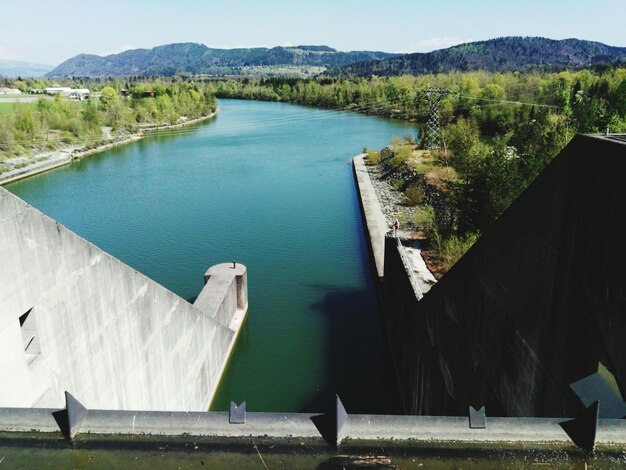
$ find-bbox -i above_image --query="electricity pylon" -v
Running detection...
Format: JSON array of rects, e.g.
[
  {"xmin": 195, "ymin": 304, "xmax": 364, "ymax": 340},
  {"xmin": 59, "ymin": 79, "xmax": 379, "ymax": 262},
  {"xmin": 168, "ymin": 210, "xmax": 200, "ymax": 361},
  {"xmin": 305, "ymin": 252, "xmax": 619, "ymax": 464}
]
[{"xmin": 423, "ymin": 88, "xmax": 452, "ymax": 150}]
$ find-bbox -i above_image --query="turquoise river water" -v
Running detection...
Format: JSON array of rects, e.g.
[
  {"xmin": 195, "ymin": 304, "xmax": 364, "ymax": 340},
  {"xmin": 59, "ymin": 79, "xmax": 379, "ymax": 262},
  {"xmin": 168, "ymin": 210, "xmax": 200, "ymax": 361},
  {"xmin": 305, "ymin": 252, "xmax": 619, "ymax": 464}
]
[{"xmin": 6, "ymin": 99, "xmax": 416, "ymax": 414}]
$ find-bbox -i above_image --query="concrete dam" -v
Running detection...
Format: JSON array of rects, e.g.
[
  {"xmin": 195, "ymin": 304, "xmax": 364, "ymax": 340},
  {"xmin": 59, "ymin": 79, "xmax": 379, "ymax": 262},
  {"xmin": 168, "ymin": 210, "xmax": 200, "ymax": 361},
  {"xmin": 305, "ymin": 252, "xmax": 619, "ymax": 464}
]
[
  {"xmin": 0, "ymin": 133, "xmax": 625, "ymax": 461},
  {"xmin": 0, "ymin": 186, "xmax": 247, "ymax": 411},
  {"xmin": 380, "ymin": 134, "xmax": 626, "ymax": 419}
]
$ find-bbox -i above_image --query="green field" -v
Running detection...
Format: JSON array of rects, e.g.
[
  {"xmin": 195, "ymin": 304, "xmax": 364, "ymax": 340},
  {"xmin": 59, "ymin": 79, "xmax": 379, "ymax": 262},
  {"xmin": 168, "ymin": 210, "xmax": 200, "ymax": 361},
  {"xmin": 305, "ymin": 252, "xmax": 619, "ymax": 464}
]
[
  {"xmin": 0, "ymin": 101, "xmax": 38, "ymax": 114},
  {"xmin": 0, "ymin": 96, "xmax": 49, "ymax": 114},
  {"xmin": 0, "ymin": 102, "xmax": 15, "ymax": 113}
]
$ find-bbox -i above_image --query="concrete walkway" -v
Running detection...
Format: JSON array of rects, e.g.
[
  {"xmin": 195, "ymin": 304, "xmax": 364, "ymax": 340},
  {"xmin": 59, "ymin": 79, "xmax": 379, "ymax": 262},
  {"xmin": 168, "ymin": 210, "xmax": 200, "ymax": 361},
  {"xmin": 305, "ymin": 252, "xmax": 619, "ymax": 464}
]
[
  {"xmin": 353, "ymin": 154, "xmax": 389, "ymax": 279},
  {"xmin": 353, "ymin": 155, "xmax": 436, "ymax": 294}
]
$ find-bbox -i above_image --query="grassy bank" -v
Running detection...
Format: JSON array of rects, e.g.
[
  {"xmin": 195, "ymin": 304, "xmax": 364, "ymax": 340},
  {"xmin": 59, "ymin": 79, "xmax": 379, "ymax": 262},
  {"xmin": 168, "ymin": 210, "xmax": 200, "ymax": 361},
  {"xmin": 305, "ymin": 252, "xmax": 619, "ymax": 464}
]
[{"xmin": 0, "ymin": 112, "xmax": 216, "ymax": 185}]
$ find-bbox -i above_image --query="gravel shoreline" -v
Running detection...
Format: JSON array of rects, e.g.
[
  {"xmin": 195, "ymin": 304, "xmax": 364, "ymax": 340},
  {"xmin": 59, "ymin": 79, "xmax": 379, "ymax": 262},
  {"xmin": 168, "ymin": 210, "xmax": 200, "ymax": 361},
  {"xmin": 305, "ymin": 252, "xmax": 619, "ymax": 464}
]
[
  {"xmin": 358, "ymin": 157, "xmax": 438, "ymax": 291},
  {"xmin": 0, "ymin": 112, "xmax": 216, "ymax": 186},
  {"xmin": 365, "ymin": 162, "xmax": 418, "ymax": 229}
]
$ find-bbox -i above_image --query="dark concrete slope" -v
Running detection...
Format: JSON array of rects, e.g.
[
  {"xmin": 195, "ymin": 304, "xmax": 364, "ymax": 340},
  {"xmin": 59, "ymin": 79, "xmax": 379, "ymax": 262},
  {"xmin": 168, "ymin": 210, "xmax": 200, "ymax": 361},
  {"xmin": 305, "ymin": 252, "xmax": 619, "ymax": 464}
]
[{"xmin": 384, "ymin": 134, "xmax": 626, "ymax": 417}]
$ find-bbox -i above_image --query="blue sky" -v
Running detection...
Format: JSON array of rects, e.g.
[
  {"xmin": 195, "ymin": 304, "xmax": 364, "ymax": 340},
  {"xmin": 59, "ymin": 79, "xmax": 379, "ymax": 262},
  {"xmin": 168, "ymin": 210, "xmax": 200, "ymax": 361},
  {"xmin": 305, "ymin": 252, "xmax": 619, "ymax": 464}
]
[{"xmin": 1, "ymin": 0, "xmax": 625, "ymax": 65}]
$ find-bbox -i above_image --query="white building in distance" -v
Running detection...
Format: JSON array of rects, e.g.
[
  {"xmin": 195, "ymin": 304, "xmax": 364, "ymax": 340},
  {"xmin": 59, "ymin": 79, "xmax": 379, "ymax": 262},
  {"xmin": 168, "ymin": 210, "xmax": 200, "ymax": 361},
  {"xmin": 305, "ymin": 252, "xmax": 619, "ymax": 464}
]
[
  {"xmin": 44, "ymin": 87, "xmax": 90, "ymax": 100},
  {"xmin": 0, "ymin": 88, "xmax": 22, "ymax": 95}
]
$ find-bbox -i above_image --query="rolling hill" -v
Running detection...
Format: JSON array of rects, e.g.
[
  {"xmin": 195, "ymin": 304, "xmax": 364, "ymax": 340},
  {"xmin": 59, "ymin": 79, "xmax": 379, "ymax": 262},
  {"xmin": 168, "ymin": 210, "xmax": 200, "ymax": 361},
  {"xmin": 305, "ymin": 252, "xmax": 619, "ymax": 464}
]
[
  {"xmin": 0, "ymin": 60, "xmax": 54, "ymax": 78},
  {"xmin": 47, "ymin": 43, "xmax": 398, "ymax": 77},
  {"xmin": 328, "ymin": 37, "xmax": 626, "ymax": 77}
]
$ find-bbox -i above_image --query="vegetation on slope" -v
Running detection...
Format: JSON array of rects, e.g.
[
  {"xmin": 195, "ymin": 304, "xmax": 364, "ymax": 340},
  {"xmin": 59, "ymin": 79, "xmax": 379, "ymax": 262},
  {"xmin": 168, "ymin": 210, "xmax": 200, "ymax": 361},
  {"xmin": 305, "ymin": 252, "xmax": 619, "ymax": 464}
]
[
  {"xmin": 0, "ymin": 78, "xmax": 216, "ymax": 163},
  {"xmin": 47, "ymin": 43, "xmax": 398, "ymax": 78},
  {"xmin": 232, "ymin": 65, "xmax": 626, "ymax": 275},
  {"xmin": 329, "ymin": 37, "xmax": 626, "ymax": 77},
  {"xmin": 214, "ymin": 66, "xmax": 626, "ymax": 134}
]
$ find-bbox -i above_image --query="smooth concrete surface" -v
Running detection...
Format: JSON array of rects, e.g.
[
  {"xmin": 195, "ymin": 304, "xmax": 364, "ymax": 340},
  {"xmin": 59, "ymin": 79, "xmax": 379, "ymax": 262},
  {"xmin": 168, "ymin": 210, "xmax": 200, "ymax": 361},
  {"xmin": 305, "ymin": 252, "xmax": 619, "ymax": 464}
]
[
  {"xmin": 353, "ymin": 155, "xmax": 437, "ymax": 294},
  {"xmin": 405, "ymin": 246, "xmax": 437, "ymax": 295},
  {"xmin": 392, "ymin": 236, "xmax": 425, "ymax": 300},
  {"xmin": 0, "ymin": 186, "xmax": 247, "ymax": 411},
  {"xmin": 352, "ymin": 155, "xmax": 388, "ymax": 279},
  {"xmin": 1, "ymin": 405, "xmax": 625, "ymax": 448},
  {"xmin": 382, "ymin": 135, "xmax": 626, "ymax": 417},
  {"xmin": 195, "ymin": 263, "xmax": 248, "ymax": 331}
]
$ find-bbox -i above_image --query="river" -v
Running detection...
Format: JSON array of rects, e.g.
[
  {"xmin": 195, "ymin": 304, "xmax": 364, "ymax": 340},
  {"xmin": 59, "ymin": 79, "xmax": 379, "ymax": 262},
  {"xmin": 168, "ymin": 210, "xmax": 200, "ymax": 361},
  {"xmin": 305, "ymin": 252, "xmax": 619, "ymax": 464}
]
[{"xmin": 6, "ymin": 99, "xmax": 416, "ymax": 414}]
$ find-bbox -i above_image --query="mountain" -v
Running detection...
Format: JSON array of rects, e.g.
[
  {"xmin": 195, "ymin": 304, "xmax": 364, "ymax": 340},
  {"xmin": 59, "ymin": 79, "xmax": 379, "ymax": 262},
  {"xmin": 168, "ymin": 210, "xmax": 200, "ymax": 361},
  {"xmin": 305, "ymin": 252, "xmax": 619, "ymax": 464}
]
[
  {"xmin": 328, "ymin": 37, "xmax": 626, "ymax": 77},
  {"xmin": 0, "ymin": 60, "xmax": 54, "ymax": 78},
  {"xmin": 47, "ymin": 43, "xmax": 399, "ymax": 77}
]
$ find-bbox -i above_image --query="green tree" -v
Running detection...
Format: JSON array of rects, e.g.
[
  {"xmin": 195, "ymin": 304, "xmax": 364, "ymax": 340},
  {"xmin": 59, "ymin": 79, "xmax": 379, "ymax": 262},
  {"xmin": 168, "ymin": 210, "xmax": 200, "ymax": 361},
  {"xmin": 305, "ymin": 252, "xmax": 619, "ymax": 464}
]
[
  {"xmin": 14, "ymin": 105, "xmax": 38, "ymax": 141},
  {"xmin": 99, "ymin": 86, "xmax": 118, "ymax": 109}
]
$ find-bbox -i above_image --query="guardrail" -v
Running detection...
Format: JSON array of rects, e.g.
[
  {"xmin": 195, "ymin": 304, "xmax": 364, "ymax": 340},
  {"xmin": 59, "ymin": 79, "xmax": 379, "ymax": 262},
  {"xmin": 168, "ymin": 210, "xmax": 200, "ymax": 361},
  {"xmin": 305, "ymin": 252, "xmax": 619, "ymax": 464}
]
[{"xmin": 1, "ymin": 392, "xmax": 624, "ymax": 452}]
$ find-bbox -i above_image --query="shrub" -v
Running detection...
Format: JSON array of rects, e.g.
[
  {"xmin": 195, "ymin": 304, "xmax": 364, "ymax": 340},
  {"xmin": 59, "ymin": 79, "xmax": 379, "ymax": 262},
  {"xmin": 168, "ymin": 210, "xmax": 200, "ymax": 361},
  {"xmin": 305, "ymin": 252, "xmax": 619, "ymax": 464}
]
[
  {"xmin": 60, "ymin": 131, "xmax": 73, "ymax": 144},
  {"xmin": 389, "ymin": 145, "xmax": 412, "ymax": 170},
  {"xmin": 365, "ymin": 149, "xmax": 381, "ymax": 165},
  {"xmin": 404, "ymin": 184, "xmax": 425, "ymax": 206},
  {"xmin": 379, "ymin": 146, "xmax": 394, "ymax": 163},
  {"xmin": 415, "ymin": 205, "xmax": 438, "ymax": 242},
  {"xmin": 390, "ymin": 178, "xmax": 404, "ymax": 191},
  {"xmin": 440, "ymin": 232, "xmax": 480, "ymax": 271}
]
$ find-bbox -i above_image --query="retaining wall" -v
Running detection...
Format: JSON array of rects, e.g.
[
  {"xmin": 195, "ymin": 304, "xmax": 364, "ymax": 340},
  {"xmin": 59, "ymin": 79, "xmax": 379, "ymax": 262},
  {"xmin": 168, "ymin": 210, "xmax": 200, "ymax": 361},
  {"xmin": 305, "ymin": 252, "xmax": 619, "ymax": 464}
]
[
  {"xmin": 0, "ymin": 187, "xmax": 247, "ymax": 411},
  {"xmin": 382, "ymin": 135, "xmax": 626, "ymax": 417}
]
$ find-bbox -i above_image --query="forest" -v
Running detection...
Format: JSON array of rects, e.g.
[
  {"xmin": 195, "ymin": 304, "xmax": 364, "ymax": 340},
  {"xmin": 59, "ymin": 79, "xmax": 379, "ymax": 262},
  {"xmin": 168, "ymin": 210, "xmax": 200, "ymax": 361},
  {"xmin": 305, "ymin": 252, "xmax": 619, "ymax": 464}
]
[
  {"xmin": 214, "ymin": 66, "xmax": 626, "ymax": 270},
  {"xmin": 3, "ymin": 66, "xmax": 626, "ymax": 270},
  {"xmin": 0, "ymin": 78, "xmax": 216, "ymax": 162}
]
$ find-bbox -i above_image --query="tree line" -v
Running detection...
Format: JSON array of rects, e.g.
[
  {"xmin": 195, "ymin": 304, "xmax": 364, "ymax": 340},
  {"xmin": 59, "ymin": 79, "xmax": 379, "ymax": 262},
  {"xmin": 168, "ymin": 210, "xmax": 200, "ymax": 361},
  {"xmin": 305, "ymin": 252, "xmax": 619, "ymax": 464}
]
[
  {"xmin": 213, "ymin": 67, "xmax": 626, "ymax": 134},
  {"xmin": 0, "ymin": 79, "xmax": 216, "ymax": 161},
  {"xmin": 211, "ymin": 67, "xmax": 626, "ymax": 271}
]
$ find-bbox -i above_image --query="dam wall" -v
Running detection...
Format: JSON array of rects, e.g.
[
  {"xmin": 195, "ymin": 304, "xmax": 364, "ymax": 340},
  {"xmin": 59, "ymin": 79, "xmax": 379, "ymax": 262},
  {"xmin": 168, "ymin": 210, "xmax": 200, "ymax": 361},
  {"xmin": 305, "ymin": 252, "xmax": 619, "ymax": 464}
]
[
  {"xmin": 380, "ymin": 135, "xmax": 626, "ymax": 417},
  {"xmin": 0, "ymin": 186, "xmax": 247, "ymax": 411}
]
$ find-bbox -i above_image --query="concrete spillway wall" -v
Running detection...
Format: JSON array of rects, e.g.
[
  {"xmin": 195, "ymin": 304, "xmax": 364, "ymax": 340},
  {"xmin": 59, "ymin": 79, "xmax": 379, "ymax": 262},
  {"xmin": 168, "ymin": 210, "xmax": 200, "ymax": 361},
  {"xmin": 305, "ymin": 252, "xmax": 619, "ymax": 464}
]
[
  {"xmin": 381, "ymin": 135, "xmax": 626, "ymax": 417},
  {"xmin": 0, "ymin": 187, "xmax": 247, "ymax": 411}
]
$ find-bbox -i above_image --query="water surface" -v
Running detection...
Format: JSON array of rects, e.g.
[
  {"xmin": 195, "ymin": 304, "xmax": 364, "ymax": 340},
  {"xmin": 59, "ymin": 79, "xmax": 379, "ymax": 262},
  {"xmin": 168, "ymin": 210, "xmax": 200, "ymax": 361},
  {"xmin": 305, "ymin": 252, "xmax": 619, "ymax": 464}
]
[{"xmin": 7, "ymin": 99, "xmax": 416, "ymax": 413}]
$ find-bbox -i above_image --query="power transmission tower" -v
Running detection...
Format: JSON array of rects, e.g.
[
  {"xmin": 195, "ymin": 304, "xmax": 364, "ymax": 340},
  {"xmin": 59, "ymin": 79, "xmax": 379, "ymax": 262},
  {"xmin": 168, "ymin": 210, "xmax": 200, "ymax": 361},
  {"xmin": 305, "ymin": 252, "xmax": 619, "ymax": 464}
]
[{"xmin": 423, "ymin": 88, "xmax": 452, "ymax": 150}]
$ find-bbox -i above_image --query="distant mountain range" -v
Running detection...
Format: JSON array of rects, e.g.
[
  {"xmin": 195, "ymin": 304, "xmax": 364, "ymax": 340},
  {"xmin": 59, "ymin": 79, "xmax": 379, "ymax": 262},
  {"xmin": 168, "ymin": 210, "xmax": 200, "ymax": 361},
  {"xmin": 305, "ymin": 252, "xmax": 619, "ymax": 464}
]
[
  {"xmin": 0, "ymin": 60, "xmax": 54, "ymax": 78},
  {"xmin": 329, "ymin": 37, "xmax": 626, "ymax": 77},
  {"xmin": 43, "ymin": 37, "xmax": 626, "ymax": 79},
  {"xmin": 47, "ymin": 43, "xmax": 398, "ymax": 77}
]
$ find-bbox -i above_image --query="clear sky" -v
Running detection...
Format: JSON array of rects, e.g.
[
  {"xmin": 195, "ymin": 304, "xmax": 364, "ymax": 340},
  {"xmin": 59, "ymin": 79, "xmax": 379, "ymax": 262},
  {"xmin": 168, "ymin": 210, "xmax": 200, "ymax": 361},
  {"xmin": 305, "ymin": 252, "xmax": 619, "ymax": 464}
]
[{"xmin": 1, "ymin": 0, "xmax": 625, "ymax": 65}]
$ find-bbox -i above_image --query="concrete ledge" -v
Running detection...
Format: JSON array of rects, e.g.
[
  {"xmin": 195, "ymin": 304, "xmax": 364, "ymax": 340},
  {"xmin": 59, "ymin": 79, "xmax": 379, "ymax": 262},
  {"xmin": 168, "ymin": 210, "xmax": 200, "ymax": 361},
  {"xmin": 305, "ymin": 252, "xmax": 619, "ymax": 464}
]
[
  {"xmin": 194, "ymin": 262, "xmax": 249, "ymax": 409},
  {"xmin": 1, "ymin": 406, "xmax": 625, "ymax": 450},
  {"xmin": 352, "ymin": 155, "xmax": 388, "ymax": 279},
  {"xmin": 195, "ymin": 262, "xmax": 248, "ymax": 331},
  {"xmin": 0, "ymin": 151, "xmax": 73, "ymax": 185}
]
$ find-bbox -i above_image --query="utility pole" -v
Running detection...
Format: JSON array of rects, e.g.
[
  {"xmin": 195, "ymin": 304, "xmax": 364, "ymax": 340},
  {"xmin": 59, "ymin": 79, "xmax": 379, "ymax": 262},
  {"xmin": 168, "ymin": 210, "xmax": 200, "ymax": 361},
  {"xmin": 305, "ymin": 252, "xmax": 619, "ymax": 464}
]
[{"xmin": 423, "ymin": 87, "xmax": 452, "ymax": 150}]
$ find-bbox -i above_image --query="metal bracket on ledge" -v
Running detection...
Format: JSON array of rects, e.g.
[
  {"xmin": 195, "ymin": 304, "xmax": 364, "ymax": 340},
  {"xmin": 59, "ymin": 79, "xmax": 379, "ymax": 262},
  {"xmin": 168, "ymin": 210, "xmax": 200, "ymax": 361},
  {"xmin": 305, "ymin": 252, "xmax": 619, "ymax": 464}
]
[
  {"xmin": 229, "ymin": 401, "xmax": 247, "ymax": 424},
  {"xmin": 469, "ymin": 405, "xmax": 486, "ymax": 429}
]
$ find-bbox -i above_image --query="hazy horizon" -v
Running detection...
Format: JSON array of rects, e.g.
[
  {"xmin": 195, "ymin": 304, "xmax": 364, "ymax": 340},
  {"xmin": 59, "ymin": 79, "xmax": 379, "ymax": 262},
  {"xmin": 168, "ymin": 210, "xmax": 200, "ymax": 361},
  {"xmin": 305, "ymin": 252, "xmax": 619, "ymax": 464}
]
[{"xmin": 1, "ymin": 0, "xmax": 625, "ymax": 66}]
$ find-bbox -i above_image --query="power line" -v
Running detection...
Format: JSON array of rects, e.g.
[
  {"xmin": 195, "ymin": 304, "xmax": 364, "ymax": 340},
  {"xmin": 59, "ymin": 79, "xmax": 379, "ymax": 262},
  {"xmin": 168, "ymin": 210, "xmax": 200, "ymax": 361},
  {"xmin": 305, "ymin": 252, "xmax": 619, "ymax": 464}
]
[{"xmin": 0, "ymin": 90, "xmax": 564, "ymax": 147}]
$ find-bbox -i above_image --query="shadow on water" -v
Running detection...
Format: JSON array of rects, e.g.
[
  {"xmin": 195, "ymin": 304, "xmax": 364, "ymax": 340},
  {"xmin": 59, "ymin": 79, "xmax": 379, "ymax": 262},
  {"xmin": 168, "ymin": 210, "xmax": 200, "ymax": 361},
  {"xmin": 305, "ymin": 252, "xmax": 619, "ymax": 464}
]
[{"xmin": 300, "ymin": 284, "xmax": 400, "ymax": 415}]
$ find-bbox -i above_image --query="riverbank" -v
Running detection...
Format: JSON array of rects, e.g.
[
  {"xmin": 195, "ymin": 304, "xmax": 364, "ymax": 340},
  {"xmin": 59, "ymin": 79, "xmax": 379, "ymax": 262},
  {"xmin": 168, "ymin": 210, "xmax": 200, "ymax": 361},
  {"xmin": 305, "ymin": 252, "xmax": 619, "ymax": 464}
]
[
  {"xmin": 0, "ymin": 112, "xmax": 216, "ymax": 185},
  {"xmin": 8, "ymin": 98, "xmax": 416, "ymax": 415},
  {"xmin": 352, "ymin": 155, "xmax": 436, "ymax": 293}
]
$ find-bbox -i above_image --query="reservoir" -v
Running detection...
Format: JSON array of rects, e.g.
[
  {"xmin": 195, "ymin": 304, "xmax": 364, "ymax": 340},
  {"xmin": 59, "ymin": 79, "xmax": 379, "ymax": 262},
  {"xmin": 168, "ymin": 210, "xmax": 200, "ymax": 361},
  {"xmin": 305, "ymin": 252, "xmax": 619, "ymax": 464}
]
[{"xmin": 6, "ymin": 99, "xmax": 416, "ymax": 414}]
